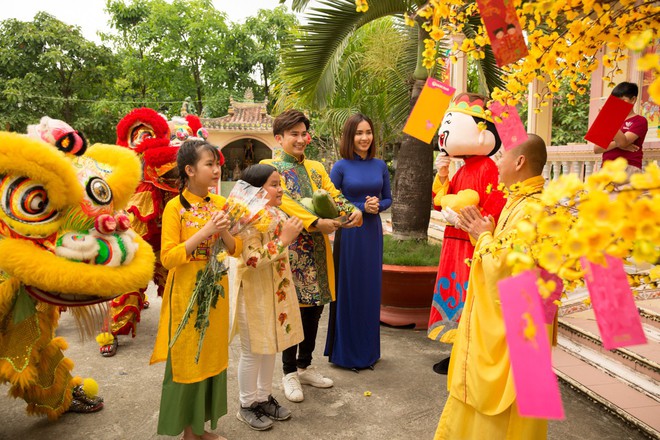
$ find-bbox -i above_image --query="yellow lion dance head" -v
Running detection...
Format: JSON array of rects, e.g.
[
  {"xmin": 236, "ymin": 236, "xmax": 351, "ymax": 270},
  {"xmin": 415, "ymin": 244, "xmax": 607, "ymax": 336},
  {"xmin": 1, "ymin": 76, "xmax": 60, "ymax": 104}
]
[{"xmin": 0, "ymin": 131, "xmax": 155, "ymax": 306}]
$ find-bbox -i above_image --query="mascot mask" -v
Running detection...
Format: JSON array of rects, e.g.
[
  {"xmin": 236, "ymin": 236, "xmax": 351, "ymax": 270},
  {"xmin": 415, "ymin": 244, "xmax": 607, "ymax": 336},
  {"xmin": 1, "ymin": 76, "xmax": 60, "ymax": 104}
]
[{"xmin": 437, "ymin": 93, "xmax": 501, "ymax": 157}]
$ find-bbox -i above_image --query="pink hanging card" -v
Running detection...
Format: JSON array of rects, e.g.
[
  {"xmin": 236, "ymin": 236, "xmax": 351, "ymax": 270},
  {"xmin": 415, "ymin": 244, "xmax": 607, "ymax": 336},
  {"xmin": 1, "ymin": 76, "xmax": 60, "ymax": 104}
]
[
  {"xmin": 498, "ymin": 270, "xmax": 565, "ymax": 420},
  {"xmin": 538, "ymin": 269, "xmax": 562, "ymax": 324},
  {"xmin": 476, "ymin": 0, "xmax": 528, "ymax": 67},
  {"xmin": 490, "ymin": 101, "xmax": 528, "ymax": 151},
  {"xmin": 581, "ymin": 255, "xmax": 647, "ymax": 350},
  {"xmin": 584, "ymin": 95, "xmax": 634, "ymax": 149},
  {"xmin": 403, "ymin": 78, "xmax": 455, "ymax": 144}
]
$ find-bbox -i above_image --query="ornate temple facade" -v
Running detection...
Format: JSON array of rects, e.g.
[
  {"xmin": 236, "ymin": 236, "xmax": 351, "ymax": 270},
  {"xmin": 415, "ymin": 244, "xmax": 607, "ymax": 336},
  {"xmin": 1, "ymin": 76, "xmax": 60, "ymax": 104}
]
[{"xmin": 201, "ymin": 91, "xmax": 278, "ymax": 188}]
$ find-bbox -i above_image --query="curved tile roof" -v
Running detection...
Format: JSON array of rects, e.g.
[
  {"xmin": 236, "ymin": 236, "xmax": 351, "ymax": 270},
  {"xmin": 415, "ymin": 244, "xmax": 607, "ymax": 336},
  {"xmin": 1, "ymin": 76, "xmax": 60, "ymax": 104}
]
[{"xmin": 202, "ymin": 97, "xmax": 273, "ymax": 132}]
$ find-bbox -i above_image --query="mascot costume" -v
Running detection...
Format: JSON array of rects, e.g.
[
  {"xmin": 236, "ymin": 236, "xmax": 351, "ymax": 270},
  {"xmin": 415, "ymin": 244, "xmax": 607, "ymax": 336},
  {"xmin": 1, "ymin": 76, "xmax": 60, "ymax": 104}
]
[
  {"xmin": 0, "ymin": 126, "xmax": 155, "ymax": 419},
  {"xmin": 427, "ymin": 93, "xmax": 507, "ymax": 374},
  {"xmin": 96, "ymin": 109, "xmax": 210, "ymax": 356}
]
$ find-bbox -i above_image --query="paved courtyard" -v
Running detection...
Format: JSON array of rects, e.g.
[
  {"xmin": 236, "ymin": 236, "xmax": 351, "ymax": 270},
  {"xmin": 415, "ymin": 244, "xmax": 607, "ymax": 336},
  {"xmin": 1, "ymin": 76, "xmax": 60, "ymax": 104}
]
[{"xmin": 0, "ymin": 286, "xmax": 650, "ymax": 440}]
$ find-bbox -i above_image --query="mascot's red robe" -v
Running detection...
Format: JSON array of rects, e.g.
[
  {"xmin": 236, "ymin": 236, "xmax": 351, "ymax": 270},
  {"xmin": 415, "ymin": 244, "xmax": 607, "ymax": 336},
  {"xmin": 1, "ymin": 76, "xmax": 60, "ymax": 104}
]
[{"xmin": 427, "ymin": 94, "xmax": 507, "ymax": 343}]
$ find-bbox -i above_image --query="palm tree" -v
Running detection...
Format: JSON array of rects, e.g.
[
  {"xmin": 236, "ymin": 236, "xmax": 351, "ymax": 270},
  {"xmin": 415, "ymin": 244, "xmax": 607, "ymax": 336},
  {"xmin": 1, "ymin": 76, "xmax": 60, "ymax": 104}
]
[
  {"xmin": 273, "ymin": 17, "xmax": 418, "ymax": 160},
  {"xmin": 280, "ymin": 0, "xmax": 504, "ymax": 239}
]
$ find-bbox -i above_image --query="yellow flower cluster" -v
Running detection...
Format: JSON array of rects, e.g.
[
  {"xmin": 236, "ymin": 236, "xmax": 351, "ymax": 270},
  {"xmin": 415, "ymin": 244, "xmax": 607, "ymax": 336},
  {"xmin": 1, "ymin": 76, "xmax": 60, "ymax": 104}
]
[
  {"xmin": 252, "ymin": 209, "xmax": 275, "ymax": 233},
  {"xmin": 354, "ymin": 0, "xmax": 660, "ymax": 106},
  {"xmin": 422, "ymin": 38, "xmax": 438, "ymax": 70},
  {"xmin": 215, "ymin": 251, "xmax": 228, "ymax": 264},
  {"xmin": 474, "ymin": 159, "xmax": 660, "ymax": 292},
  {"xmin": 355, "ymin": 0, "xmax": 368, "ymax": 13}
]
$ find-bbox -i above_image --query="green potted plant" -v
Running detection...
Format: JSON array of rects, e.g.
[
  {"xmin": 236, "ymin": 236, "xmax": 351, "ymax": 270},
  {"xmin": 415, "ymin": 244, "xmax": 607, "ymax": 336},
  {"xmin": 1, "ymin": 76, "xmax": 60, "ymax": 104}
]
[{"xmin": 381, "ymin": 235, "xmax": 440, "ymax": 329}]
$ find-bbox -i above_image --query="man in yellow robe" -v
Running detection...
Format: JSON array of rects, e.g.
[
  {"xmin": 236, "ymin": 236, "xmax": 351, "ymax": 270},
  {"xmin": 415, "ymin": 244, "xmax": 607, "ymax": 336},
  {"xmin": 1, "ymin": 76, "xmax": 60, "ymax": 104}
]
[{"xmin": 434, "ymin": 134, "xmax": 550, "ymax": 439}]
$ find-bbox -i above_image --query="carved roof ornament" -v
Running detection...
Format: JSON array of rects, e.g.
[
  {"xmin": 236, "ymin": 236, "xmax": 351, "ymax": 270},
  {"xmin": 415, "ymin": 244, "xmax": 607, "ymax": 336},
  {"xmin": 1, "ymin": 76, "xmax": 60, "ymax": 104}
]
[{"xmin": 202, "ymin": 90, "xmax": 273, "ymax": 132}]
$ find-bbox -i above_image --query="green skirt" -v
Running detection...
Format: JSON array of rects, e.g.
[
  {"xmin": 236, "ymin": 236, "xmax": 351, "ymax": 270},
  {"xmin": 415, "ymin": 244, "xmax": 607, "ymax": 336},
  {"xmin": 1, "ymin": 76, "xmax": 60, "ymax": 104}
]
[{"xmin": 157, "ymin": 354, "xmax": 228, "ymax": 436}]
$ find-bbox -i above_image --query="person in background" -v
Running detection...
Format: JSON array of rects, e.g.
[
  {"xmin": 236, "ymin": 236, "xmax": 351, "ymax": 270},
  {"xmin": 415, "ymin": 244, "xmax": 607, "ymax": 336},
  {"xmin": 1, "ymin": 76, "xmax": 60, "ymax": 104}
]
[
  {"xmin": 594, "ymin": 81, "xmax": 648, "ymax": 175},
  {"xmin": 324, "ymin": 113, "xmax": 392, "ymax": 371}
]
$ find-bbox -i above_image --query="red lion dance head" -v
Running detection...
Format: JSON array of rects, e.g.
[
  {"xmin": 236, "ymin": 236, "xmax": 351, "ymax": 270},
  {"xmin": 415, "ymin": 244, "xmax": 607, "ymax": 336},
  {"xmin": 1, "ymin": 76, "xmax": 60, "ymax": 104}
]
[{"xmin": 116, "ymin": 108, "xmax": 179, "ymax": 193}]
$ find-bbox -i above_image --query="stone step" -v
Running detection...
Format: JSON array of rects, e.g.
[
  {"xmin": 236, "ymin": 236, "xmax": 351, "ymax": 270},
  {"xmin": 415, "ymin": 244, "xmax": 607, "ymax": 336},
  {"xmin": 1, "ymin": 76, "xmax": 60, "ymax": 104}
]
[
  {"xmin": 554, "ymin": 338, "xmax": 660, "ymax": 438},
  {"xmin": 555, "ymin": 287, "xmax": 660, "ymax": 438},
  {"xmin": 558, "ymin": 314, "xmax": 660, "ymax": 383},
  {"xmin": 637, "ymin": 298, "xmax": 660, "ymax": 330}
]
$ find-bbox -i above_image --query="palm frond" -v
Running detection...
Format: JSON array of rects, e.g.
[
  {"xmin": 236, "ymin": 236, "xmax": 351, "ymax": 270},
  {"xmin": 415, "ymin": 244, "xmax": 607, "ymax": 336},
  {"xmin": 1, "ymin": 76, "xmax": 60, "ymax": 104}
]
[
  {"xmin": 282, "ymin": 0, "xmax": 409, "ymax": 108},
  {"xmin": 463, "ymin": 14, "xmax": 506, "ymax": 94},
  {"xmin": 289, "ymin": 0, "xmax": 313, "ymax": 12}
]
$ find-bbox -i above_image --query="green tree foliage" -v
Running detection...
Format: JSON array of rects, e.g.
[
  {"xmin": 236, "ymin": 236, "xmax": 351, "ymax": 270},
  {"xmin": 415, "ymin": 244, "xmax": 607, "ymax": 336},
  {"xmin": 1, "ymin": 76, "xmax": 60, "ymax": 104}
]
[
  {"xmin": 242, "ymin": 6, "xmax": 298, "ymax": 102},
  {"xmin": 516, "ymin": 78, "xmax": 591, "ymax": 146},
  {"xmin": 274, "ymin": 17, "xmax": 418, "ymax": 162},
  {"xmin": 551, "ymin": 79, "xmax": 591, "ymax": 146},
  {"xmin": 0, "ymin": 1, "xmax": 296, "ymax": 142},
  {"xmin": 104, "ymin": 0, "xmax": 233, "ymax": 117},
  {"xmin": 0, "ymin": 12, "xmax": 117, "ymax": 141}
]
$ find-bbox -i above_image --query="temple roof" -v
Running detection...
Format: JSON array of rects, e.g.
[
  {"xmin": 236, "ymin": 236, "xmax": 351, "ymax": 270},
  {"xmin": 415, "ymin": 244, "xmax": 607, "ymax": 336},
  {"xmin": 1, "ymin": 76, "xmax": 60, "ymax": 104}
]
[{"xmin": 202, "ymin": 95, "xmax": 273, "ymax": 132}]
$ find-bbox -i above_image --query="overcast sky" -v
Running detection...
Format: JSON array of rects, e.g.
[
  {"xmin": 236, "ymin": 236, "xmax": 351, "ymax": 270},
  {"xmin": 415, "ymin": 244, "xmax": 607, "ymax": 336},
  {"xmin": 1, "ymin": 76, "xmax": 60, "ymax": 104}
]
[{"xmin": 0, "ymin": 0, "xmax": 309, "ymax": 43}]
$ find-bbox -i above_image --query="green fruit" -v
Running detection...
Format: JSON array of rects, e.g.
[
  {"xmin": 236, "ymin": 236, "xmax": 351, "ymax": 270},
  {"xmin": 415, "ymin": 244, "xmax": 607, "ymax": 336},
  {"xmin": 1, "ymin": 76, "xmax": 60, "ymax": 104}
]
[
  {"xmin": 300, "ymin": 197, "xmax": 316, "ymax": 214},
  {"xmin": 312, "ymin": 189, "xmax": 339, "ymax": 218}
]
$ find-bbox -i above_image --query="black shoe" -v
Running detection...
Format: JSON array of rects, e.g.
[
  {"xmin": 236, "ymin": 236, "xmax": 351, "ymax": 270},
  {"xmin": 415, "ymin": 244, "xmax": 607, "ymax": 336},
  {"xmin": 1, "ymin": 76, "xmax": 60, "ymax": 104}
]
[
  {"xmin": 258, "ymin": 395, "xmax": 291, "ymax": 421},
  {"xmin": 432, "ymin": 357, "xmax": 451, "ymax": 375}
]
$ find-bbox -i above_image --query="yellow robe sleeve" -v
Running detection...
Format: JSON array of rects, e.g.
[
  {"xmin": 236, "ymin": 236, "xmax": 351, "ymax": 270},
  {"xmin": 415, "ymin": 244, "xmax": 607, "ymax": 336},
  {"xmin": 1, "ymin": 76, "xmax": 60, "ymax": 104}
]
[
  {"xmin": 229, "ymin": 236, "xmax": 243, "ymax": 258},
  {"xmin": 315, "ymin": 162, "xmax": 362, "ymax": 227},
  {"xmin": 160, "ymin": 199, "xmax": 190, "ymax": 271},
  {"xmin": 432, "ymin": 173, "xmax": 450, "ymax": 208},
  {"xmin": 280, "ymin": 190, "xmax": 319, "ymax": 231}
]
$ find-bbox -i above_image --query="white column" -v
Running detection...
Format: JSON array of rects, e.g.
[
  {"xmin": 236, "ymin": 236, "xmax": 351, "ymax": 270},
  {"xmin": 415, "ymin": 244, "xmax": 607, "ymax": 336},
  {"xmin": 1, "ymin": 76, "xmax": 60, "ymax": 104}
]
[
  {"xmin": 527, "ymin": 78, "xmax": 554, "ymax": 147},
  {"xmin": 585, "ymin": 161, "xmax": 595, "ymax": 180},
  {"xmin": 448, "ymin": 35, "xmax": 468, "ymax": 93}
]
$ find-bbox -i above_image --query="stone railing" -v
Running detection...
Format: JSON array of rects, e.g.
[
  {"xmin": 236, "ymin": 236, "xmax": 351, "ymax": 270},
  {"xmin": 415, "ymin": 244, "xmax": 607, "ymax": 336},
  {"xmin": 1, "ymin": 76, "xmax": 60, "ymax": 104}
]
[{"xmin": 545, "ymin": 141, "xmax": 660, "ymax": 181}]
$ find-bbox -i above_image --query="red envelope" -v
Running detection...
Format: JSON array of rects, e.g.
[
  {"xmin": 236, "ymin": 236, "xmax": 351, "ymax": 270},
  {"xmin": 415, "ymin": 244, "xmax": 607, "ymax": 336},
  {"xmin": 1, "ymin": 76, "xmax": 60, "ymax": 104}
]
[
  {"xmin": 402, "ymin": 78, "xmax": 455, "ymax": 144},
  {"xmin": 581, "ymin": 255, "xmax": 647, "ymax": 350},
  {"xmin": 490, "ymin": 101, "xmax": 528, "ymax": 151},
  {"xmin": 584, "ymin": 95, "xmax": 634, "ymax": 149},
  {"xmin": 476, "ymin": 0, "xmax": 528, "ymax": 67},
  {"xmin": 498, "ymin": 271, "xmax": 565, "ymax": 420},
  {"xmin": 538, "ymin": 269, "xmax": 562, "ymax": 324}
]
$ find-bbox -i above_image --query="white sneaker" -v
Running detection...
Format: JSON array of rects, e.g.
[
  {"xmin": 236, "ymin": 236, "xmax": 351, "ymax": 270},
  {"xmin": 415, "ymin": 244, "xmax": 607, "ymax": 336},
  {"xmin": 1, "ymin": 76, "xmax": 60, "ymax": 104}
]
[
  {"xmin": 297, "ymin": 366, "xmax": 334, "ymax": 388},
  {"xmin": 282, "ymin": 372, "xmax": 304, "ymax": 402}
]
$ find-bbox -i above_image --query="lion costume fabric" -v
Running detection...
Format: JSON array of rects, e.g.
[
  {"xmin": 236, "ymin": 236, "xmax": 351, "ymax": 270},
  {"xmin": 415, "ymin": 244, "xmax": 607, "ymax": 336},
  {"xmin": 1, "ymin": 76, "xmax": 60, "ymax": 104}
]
[
  {"xmin": 0, "ymin": 131, "xmax": 155, "ymax": 419},
  {"xmin": 100, "ymin": 109, "xmax": 214, "ymax": 350},
  {"xmin": 427, "ymin": 93, "xmax": 507, "ymax": 345}
]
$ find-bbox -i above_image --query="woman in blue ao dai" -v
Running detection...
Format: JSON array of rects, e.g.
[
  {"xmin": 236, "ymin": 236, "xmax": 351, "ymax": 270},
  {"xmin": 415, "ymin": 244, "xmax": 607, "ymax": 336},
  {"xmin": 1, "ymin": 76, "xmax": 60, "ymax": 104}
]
[{"xmin": 324, "ymin": 113, "xmax": 392, "ymax": 370}]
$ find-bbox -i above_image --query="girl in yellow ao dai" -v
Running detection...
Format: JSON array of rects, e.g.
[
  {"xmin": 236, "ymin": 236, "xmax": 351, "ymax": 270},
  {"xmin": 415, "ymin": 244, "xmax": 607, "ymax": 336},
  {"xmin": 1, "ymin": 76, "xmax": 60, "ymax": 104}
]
[
  {"xmin": 230, "ymin": 164, "xmax": 304, "ymax": 431},
  {"xmin": 151, "ymin": 140, "xmax": 240, "ymax": 440}
]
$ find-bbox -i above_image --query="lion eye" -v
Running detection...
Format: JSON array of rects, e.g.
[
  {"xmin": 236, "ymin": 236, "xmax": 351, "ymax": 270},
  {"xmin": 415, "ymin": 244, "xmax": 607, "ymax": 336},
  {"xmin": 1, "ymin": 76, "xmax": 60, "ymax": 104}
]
[
  {"xmin": 1, "ymin": 175, "xmax": 58, "ymax": 224},
  {"xmin": 86, "ymin": 177, "xmax": 113, "ymax": 205}
]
